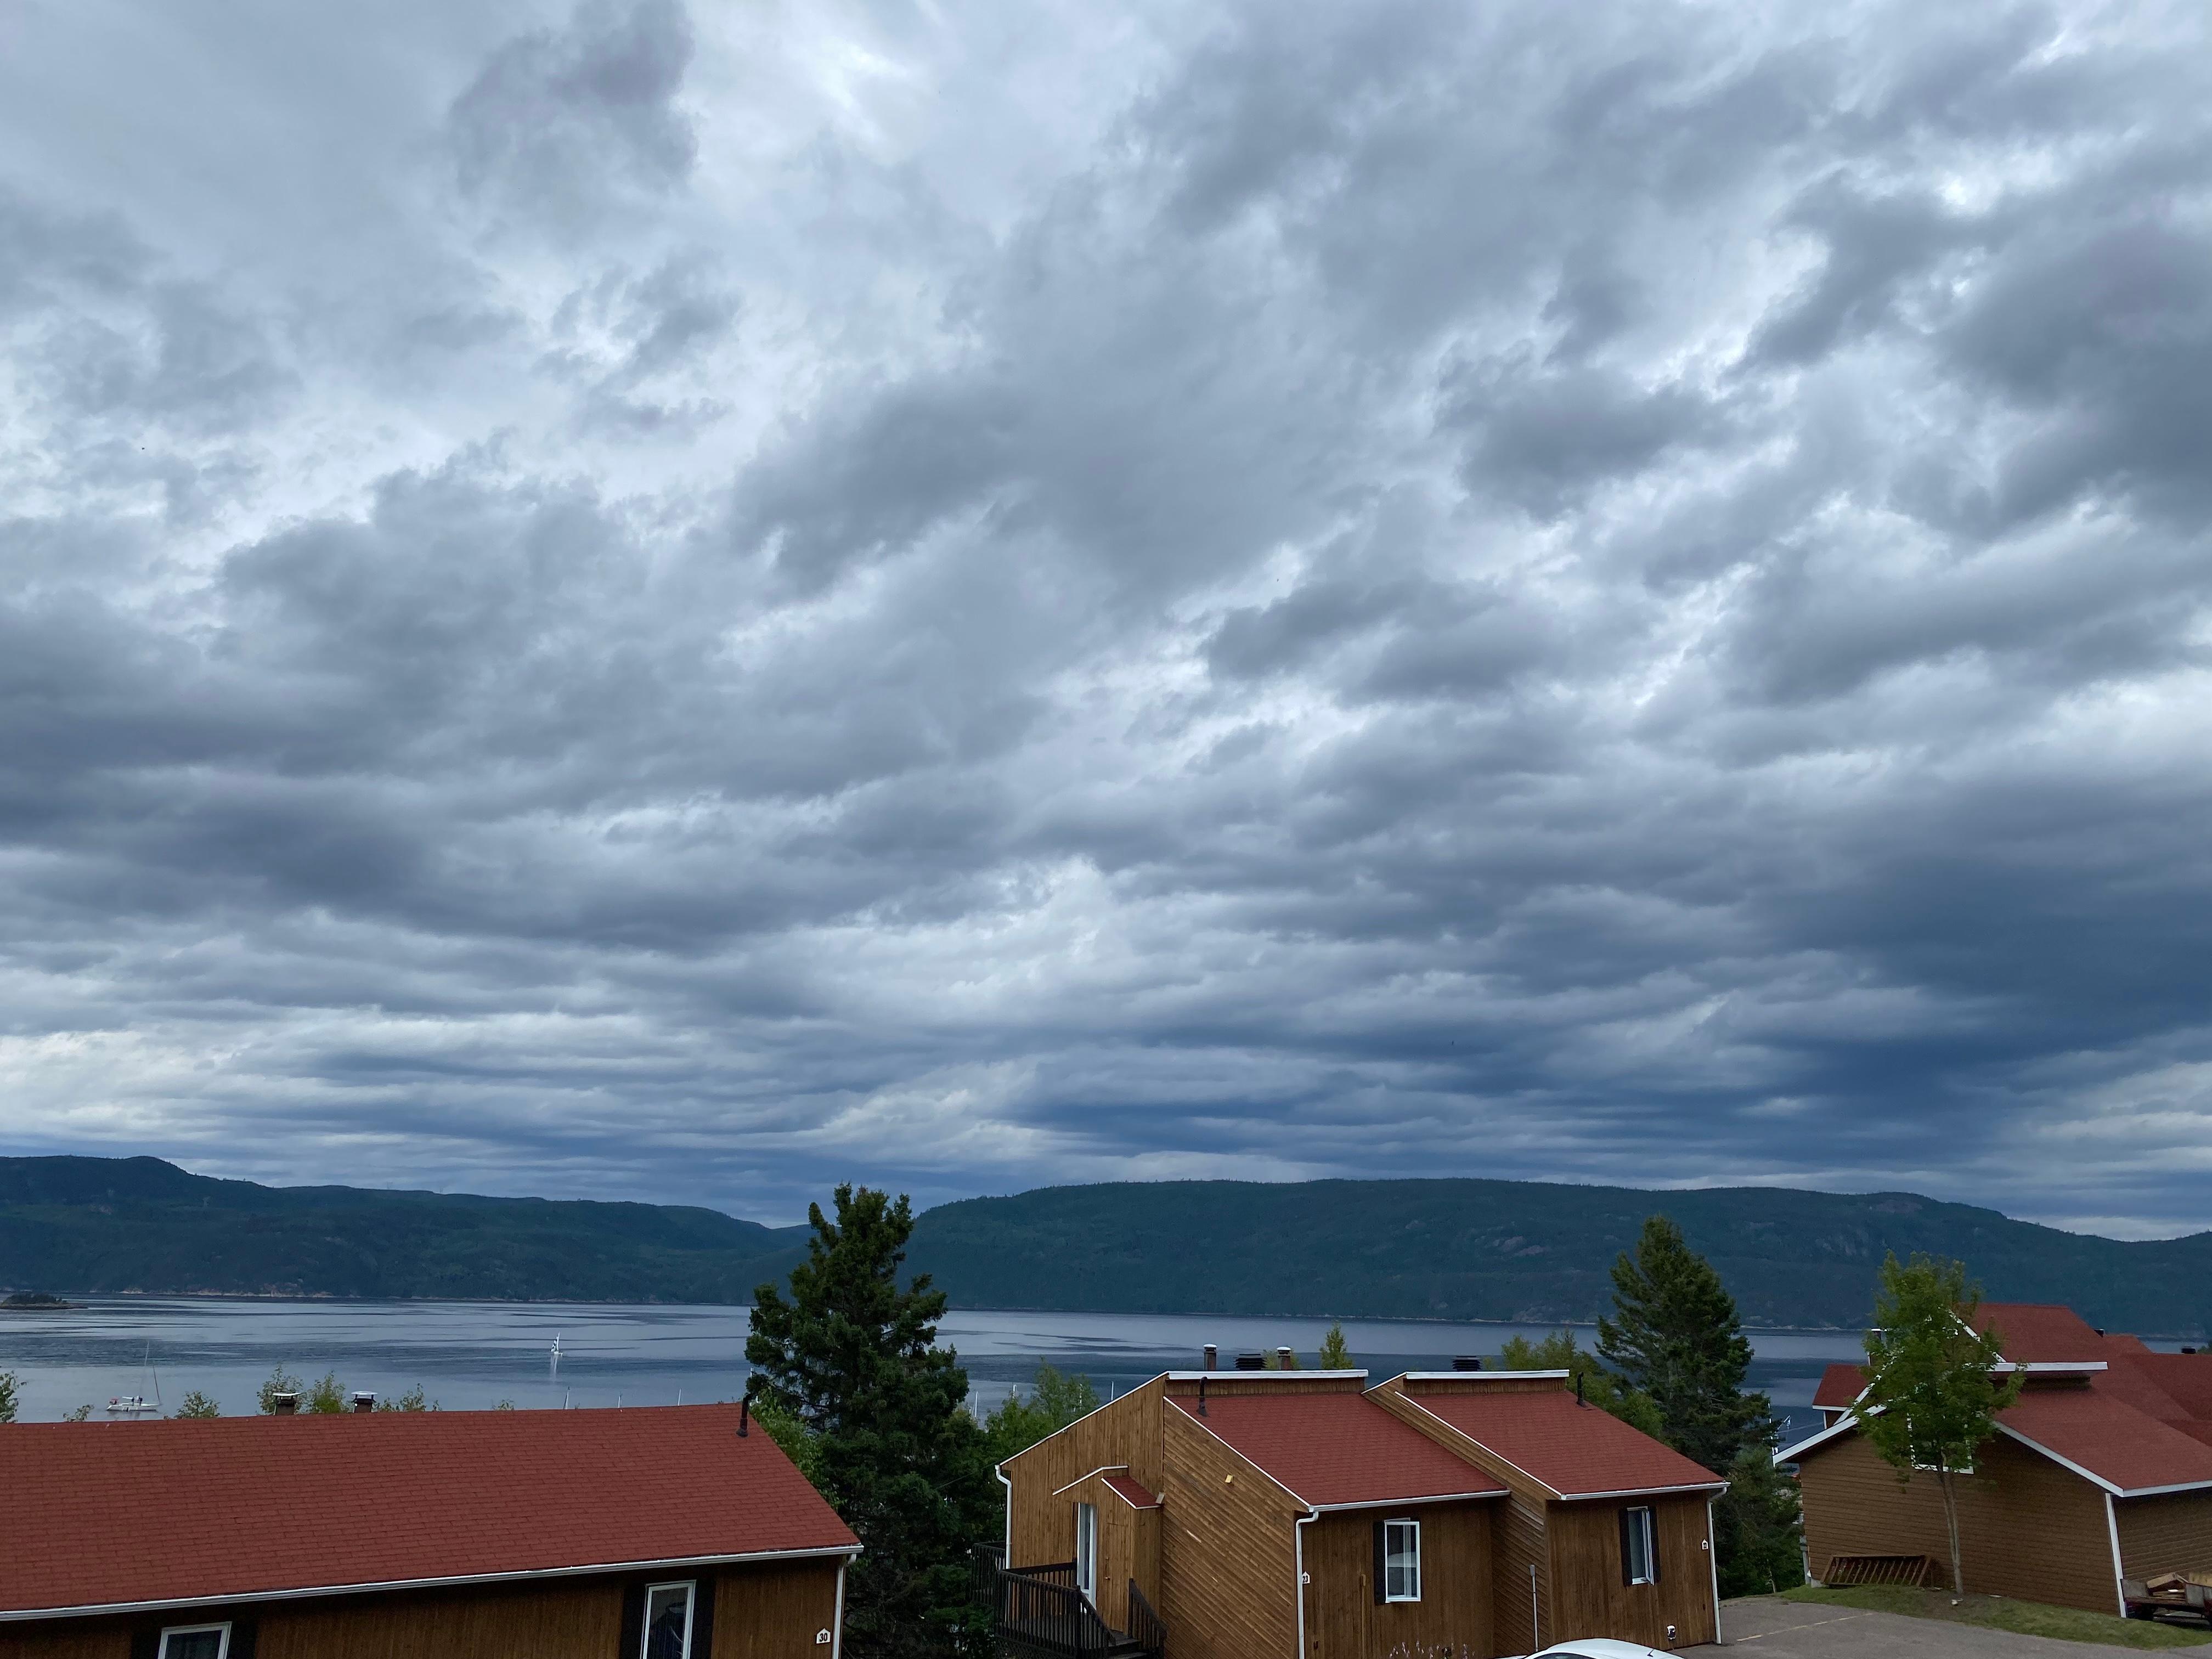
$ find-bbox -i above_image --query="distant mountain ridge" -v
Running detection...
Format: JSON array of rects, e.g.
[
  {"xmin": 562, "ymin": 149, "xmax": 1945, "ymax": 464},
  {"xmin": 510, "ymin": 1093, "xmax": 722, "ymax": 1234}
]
[
  {"xmin": 4, "ymin": 1157, "xmax": 2209, "ymax": 1335},
  {"xmin": 0, "ymin": 1156, "xmax": 812, "ymax": 1304}
]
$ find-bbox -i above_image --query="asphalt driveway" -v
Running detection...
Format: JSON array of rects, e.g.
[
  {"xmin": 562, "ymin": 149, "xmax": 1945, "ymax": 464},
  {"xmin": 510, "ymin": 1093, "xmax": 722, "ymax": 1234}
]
[{"xmin": 1696, "ymin": 1595, "xmax": 2163, "ymax": 1659}]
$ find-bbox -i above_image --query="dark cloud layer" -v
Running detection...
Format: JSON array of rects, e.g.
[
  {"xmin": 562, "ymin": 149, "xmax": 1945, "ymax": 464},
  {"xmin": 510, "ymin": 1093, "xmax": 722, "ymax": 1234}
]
[{"xmin": 3, "ymin": 0, "xmax": 2211, "ymax": 1237}]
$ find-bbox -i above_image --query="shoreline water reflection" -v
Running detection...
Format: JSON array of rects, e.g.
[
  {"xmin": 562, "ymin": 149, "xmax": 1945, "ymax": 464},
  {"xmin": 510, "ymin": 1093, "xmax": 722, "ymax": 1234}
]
[{"xmin": 0, "ymin": 1297, "xmax": 1880, "ymax": 1435}]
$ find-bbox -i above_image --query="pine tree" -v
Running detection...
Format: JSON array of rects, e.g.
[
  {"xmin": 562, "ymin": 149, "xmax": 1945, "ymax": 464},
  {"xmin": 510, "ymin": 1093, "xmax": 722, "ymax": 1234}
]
[
  {"xmin": 1598, "ymin": 1215, "xmax": 1791, "ymax": 1594},
  {"xmin": 1597, "ymin": 1215, "xmax": 1775, "ymax": 1473},
  {"xmin": 747, "ymin": 1186, "xmax": 995, "ymax": 1659},
  {"xmin": 1714, "ymin": 1445, "xmax": 1805, "ymax": 1595}
]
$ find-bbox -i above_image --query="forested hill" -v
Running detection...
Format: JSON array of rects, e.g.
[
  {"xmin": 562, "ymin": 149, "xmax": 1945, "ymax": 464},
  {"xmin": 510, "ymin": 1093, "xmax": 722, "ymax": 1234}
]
[
  {"xmin": 905, "ymin": 1179, "xmax": 2212, "ymax": 1336},
  {"xmin": 0, "ymin": 1156, "xmax": 812, "ymax": 1303},
  {"xmin": 5, "ymin": 1158, "xmax": 2211, "ymax": 1335}
]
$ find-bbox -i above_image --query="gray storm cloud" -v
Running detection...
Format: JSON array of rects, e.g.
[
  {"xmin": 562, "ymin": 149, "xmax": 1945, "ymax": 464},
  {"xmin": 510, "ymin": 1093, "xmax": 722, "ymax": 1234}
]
[{"xmin": 2, "ymin": 0, "xmax": 2210, "ymax": 1235}]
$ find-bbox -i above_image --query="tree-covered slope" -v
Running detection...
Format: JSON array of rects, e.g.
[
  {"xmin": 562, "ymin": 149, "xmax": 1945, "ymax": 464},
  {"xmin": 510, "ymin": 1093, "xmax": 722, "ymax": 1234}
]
[
  {"xmin": 902, "ymin": 1178, "xmax": 2212, "ymax": 1335},
  {"xmin": 0, "ymin": 1156, "xmax": 811, "ymax": 1301},
  {"xmin": 7, "ymin": 1158, "xmax": 2209, "ymax": 1334}
]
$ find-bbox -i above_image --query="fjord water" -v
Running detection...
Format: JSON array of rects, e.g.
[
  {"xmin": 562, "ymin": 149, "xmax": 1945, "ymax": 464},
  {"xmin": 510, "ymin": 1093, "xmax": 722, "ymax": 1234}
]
[{"xmin": 0, "ymin": 1298, "xmax": 1871, "ymax": 1430}]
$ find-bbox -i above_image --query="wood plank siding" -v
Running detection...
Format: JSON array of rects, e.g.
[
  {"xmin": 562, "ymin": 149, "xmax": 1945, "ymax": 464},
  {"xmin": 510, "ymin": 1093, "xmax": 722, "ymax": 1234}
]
[
  {"xmin": 710, "ymin": 1560, "xmax": 843, "ymax": 1659},
  {"xmin": 0, "ymin": 1626, "xmax": 129, "ymax": 1659},
  {"xmin": 1368, "ymin": 1380, "xmax": 1554, "ymax": 1652},
  {"xmin": 1158, "ymin": 1403, "xmax": 1301, "ymax": 1659},
  {"xmin": 0, "ymin": 1559, "xmax": 842, "ymax": 1659},
  {"xmin": 1002, "ymin": 1379, "xmax": 1167, "ymax": 1569},
  {"xmin": 1544, "ymin": 1496, "xmax": 1715, "ymax": 1650},
  {"xmin": 1797, "ymin": 1427, "xmax": 2119, "ymax": 1613},
  {"xmin": 1490, "ymin": 1494, "xmax": 1550, "ymax": 1657},
  {"xmin": 1299, "ymin": 1503, "xmax": 1492, "ymax": 1659},
  {"xmin": 2114, "ymin": 1492, "xmax": 2212, "ymax": 1581}
]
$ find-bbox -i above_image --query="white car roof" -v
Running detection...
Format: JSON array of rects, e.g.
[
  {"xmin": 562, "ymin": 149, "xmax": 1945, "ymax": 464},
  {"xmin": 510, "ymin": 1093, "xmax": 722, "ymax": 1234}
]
[{"xmin": 1535, "ymin": 1642, "xmax": 1673, "ymax": 1659}]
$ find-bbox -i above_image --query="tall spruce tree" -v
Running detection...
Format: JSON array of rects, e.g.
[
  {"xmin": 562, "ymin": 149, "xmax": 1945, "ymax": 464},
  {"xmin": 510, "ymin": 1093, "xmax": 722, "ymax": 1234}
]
[
  {"xmin": 1598, "ymin": 1214, "xmax": 1794, "ymax": 1591},
  {"xmin": 747, "ymin": 1186, "xmax": 995, "ymax": 1659}
]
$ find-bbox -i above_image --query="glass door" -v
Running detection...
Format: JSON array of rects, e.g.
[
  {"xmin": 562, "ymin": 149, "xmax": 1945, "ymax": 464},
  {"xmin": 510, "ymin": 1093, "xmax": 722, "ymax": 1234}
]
[{"xmin": 1075, "ymin": 1502, "xmax": 1098, "ymax": 1602}]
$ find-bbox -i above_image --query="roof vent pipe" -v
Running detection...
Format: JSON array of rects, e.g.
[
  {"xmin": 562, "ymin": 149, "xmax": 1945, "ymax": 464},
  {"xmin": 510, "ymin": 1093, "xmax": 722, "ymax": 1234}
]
[
  {"xmin": 1203, "ymin": 1344, "xmax": 1217, "ymax": 1372},
  {"xmin": 349, "ymin": 1392, "xmax": 376, "ymax": 1413},
  {"xmin": 1198, "ymin": 1376, "xmax": 1208, "ymax": 1418},
  {"xmin": 1452, "ymin": 1356, "xmax": 1483, "ymax": 1372},
  {"xmin": 1576, "ymin": 1372, "xmax": 1587, "ymax": 1408},
  {"xmin": 1277, "ymin": 1347, "xmax": 1295, "ymax": 1370}
]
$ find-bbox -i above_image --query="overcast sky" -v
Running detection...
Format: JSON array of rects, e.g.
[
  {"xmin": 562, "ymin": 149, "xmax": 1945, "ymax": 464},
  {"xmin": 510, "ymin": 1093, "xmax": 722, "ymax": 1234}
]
[{"xmin": 3, "ymin": 0, "xmax": 2210, "ymax": 1238}]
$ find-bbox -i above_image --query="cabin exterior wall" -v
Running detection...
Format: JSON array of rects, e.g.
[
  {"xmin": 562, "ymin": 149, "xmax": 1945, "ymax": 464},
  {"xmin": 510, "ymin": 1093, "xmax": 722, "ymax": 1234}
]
[
  {"xmin": 0, "ymin": 1558, "xmax": 843, "ymax": 1659},
  {"xmin": 1544, "ymin": 1494, "xmax": 1715, "ymax": 1650},
  {"xmin": 1299, "ymin": 1503, "xmax": 1492, "ymax": 1659},
  {"xmin": 2114, "ymin": 1492, "xmax": 2212, "ymax": 1583},
  {"xmin": 1797, "ymin": 1427, "xmax": 2117, "ymax": 1613}
]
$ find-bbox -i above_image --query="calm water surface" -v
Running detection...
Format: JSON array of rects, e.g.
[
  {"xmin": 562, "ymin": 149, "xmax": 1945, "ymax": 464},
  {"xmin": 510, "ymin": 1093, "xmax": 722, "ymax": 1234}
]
[{"xmin": 0, "ymin": 1299, "xmax": 1872, "ymax": 1432}]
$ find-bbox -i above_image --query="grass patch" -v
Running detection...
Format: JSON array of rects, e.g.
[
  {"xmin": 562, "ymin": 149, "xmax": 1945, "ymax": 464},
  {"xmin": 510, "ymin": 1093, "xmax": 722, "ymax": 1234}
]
[{"xmin": 1780, "ymin": 1584, "xmax": 2212, "ymax": 1649}]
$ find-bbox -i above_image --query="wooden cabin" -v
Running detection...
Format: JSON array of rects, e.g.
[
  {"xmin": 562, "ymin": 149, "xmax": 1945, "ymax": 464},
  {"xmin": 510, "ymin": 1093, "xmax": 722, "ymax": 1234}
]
[
  {"xmin": 993, "ymin": 1367, "xmax": 1724, "ymax": 1659},
  {"xmin": 1784, "ymin": 1303, "xmax": 2212, "ymax": 1615},
  {"xmin": 0, "ymin": 1403, "xmax": 858, "ymax": 1659}
]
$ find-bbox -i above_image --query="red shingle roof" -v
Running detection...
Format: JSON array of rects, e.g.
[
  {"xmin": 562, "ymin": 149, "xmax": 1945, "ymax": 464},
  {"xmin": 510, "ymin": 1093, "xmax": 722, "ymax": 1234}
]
[
  {"xmin": 1398, "ymin": 1385, "xmax": 1724, "ymax": 1498},
  {"xmin": 1973, "ymin": 1303, "xmax": 2147, "ymax": 1363},
  {"xmin": 1102, "ymin": 1473, "xmax": 1160, "ymax": 1509},
  {"xmin": 1813, "ymin": 1364, "xmax": 1866, "ymax": 1409},
  {"xmin": 1999, "ymin": 1385, "xmax": 2212, "ymax": 1494},
  {"xmin": 1785, "ymin": 1304, "xmax": 2212, "ymax": 1496},
  {"xmin": 0, "ymin": 1404, "xmax": 858, "ymax": 1618},
  {"xmin": 1168, "ymin": 1392, "xmax": 1506, "ymax": 1508}
]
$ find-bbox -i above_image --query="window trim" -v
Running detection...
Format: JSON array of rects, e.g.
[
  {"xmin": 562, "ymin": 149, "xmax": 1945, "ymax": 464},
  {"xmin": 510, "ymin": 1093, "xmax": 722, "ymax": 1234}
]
[
  {"xmin": 157, "ymin": 1624, "xmax": 232, "ymax": 1659},
  {"xmin": 1381, "ymin": 1517, "xmax": 1421, "ymax": 1603},
  {"xmin": 1622, "ymin": 1505, "xmax": 1658, "ymax": 1586},
  {"xmin": 640, "ymin": 1579, "xmax": 697, "ymax": 1659}
]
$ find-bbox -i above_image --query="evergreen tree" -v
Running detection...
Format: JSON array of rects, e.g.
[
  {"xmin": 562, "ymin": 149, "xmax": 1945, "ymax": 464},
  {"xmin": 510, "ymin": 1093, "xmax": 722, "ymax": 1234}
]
[
  {"xmin": 1860, "ymin": 1253, "xmax": 2021, "ymax": 1594},
  {"xmin": 1714, "ymin": 1445, "xmax": 1805, "ymax": 1595},
  {"xmin": 1598, "ymin": 1215, "xmax": 1792, "ymax": 1594},
  {"xmin": 1597, "ymin": 1215, "xmax": 1775, "ymax": 1472},
  {"xmin": 747, "ymin": 1186, "xmax": 995, "ymax": 1659},
  {"xmin": 1497, "ymin": 1329, "xmax": 1663, "ymax": 1438},
  {"xmin": 1317, "ymin": 1324, "xmax": 1352, "ymax": 1369}
]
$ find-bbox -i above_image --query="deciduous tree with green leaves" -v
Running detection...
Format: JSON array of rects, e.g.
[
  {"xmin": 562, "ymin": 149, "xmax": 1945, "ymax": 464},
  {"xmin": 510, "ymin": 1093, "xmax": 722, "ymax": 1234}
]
[
  {"xmin": 981, "ymin": 1364, "xmax": 1100, "ymax": 1470},
  {"xmin": 257, "ymin": 1364, "xmax": 306, "ymax": 1414},
  {"xmin": 305, "ymin": 1371, "xmax": 348, "ymax": 1414},
  {"xmin": 0, "ymin": 1369, "xmax": 18, "ymax": 1424},
  {"xmin": 747, "ymin": 1186, "xmax": 995, "ymax": 1659},
  {"xmin": 1859, "ymin": 1252, "xmax": 2022, "ymax": 1595},
  {"xmin": 172, "ymin": 1390, "xmax": 220, "ymax": 1419},
  {"xmin": 1317, "ymin": 1324, "xmax": 1352, "ymax": 1369},
  {"xmin": 1497, "ymin": 1329, "xmax": 1663, "ymax": 1438}
]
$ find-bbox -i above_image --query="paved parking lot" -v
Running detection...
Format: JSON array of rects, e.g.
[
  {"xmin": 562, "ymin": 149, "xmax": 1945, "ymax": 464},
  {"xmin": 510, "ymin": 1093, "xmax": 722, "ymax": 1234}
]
[{"xmin": 1692, "ymin": 1596, "xmax": 2160, "ymax": 1658}]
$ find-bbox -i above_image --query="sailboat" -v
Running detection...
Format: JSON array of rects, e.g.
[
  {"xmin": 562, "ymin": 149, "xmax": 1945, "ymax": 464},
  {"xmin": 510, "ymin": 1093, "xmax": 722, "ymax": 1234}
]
[
  {"xmin": 105, "ymin": 1342, "xmax": 162, "ymax": 1417},
  {"xmin": 550, "ymin": 1331, "xmax": 562, "ymax": 1383}
]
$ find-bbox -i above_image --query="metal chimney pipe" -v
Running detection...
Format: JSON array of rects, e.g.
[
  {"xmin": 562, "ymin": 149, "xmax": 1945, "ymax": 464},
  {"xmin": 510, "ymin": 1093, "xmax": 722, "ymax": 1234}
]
[{"xmin": 1203, "ymin": 1344, "xmax": 1217, "ymax": 1372}]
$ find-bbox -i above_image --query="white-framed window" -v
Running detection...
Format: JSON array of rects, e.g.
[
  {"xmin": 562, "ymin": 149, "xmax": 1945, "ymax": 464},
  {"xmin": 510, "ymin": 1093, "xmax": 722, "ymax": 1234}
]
[
  {"xmin": 1622, "ymin": 1506, "xmax": 1657, "ymax": 1586},
  {"xmin": 1074, "ymin": 1501, "xmax": 1099, "ymax": 1601},
  {"xmin": 157, "ymin": 1626, "xmax": 231, "ymax": 1659},
  {"xmin": 642, "ymin": 1581, "xmax": 696, "ymax": 1659},
  {"xmin": 1382, "ymin": 1518, "xmax": 1421, "ymax": 1602}
]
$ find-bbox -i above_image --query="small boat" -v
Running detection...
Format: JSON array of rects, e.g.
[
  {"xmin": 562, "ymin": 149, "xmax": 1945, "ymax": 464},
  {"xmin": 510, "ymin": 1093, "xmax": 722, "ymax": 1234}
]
[{"xmin": 104, "ymin": 1395, "xmax": 160, "ymax": 1418}]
